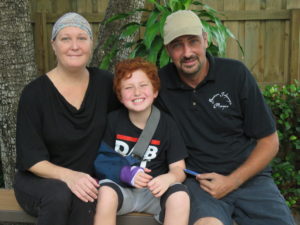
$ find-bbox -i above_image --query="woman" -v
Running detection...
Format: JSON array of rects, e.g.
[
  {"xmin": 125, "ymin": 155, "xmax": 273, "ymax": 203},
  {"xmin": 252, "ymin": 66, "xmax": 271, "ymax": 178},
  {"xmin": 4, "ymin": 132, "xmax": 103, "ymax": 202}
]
[{"xmin": 14, "ymin": 12, "xmax": 118, "ymax": 225}]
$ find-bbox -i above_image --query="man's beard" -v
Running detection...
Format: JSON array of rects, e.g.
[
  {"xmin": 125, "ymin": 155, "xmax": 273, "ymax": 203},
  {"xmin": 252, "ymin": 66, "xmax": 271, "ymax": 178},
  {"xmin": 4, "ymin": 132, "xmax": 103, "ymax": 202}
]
[{"xmin": 178, "ymin": 56, "xmax": 202, "ymax": 78}]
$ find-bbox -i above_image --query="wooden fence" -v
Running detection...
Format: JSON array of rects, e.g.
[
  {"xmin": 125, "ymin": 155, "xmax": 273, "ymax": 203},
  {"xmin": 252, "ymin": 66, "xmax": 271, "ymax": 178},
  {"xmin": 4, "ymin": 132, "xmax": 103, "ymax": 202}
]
[{"xmin": 30, "ymin": 0, "xmax": 300, "ymax": 86}]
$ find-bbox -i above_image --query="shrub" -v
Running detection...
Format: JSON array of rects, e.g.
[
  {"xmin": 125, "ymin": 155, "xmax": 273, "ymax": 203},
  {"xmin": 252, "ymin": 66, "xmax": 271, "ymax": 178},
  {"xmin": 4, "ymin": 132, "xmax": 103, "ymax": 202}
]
[{"xmin": 263, "ymin": 81, "xmax": 300, "ymax": 208}]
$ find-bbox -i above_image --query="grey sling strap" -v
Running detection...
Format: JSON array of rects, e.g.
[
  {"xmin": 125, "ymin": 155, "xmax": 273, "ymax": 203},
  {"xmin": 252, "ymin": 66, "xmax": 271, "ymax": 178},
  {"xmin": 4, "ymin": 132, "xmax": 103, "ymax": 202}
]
[{"xmin": 131, "ymin": 105, "xmax": 160, "ymax": 159}]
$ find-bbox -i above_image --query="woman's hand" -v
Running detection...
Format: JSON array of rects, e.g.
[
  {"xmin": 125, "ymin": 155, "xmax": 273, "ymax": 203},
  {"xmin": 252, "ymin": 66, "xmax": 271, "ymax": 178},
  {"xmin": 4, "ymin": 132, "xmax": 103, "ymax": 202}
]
[
  {"xmin": 64, "ymin": 170, "xmax": 99, "ymax": 202},
  {"xmin": 29, "ymin": 161, "xmax": 99, "ymax": 203}
]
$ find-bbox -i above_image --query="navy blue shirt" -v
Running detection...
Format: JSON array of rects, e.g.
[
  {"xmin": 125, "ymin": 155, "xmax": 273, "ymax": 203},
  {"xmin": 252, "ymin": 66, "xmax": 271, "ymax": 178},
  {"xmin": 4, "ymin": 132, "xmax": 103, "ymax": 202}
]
[{"xmin": 157, "ymin": 53, "xmax": 276, "ymax": 175}]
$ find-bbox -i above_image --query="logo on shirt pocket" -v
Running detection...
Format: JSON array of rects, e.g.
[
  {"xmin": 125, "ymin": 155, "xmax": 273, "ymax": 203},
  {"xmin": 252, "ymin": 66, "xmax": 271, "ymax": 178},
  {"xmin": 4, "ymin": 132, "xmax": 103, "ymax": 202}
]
[{"xmin": 209, "ymin": 92, "xmax": 232, "ymax": 110}]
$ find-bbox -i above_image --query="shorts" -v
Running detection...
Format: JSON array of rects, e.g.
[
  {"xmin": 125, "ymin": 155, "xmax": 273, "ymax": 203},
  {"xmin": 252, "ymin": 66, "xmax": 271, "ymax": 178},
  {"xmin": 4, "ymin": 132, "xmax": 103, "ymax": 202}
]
[
  {"xmin": 185, "ymin": 175, "xmax": 295, "ymax": 225},
  {"xmin": 100, "ymin": 179, "xmax": 188, "ymax": 223}
]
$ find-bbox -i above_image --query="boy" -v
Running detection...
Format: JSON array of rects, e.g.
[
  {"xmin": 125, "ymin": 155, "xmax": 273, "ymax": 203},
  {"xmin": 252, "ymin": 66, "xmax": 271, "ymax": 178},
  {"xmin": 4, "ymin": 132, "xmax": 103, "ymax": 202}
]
[{"xmin": 93, "ymin": 58, "xmax": 189, "ymax": 225}]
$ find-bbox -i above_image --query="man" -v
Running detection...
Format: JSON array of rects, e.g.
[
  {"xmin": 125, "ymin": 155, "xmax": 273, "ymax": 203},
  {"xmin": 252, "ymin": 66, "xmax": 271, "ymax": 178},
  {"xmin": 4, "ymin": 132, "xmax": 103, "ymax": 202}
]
[{"xmin": 157, "ymin": 10, "xmax": 295, "ymax": 225}]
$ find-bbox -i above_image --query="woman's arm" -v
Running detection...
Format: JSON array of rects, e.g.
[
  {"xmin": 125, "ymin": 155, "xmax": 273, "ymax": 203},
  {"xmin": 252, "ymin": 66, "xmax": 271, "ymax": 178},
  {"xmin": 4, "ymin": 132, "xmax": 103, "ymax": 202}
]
[{"xmin": 29, "ymin": 160, "xmax": 99, "ymax": 202}]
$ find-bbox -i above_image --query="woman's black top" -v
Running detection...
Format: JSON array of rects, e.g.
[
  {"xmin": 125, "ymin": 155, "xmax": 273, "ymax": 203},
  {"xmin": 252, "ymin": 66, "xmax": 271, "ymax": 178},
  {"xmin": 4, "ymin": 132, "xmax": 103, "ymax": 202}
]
[{"xmin": 16, "ymin": 67, "xmax": 117, "ymax": 174}]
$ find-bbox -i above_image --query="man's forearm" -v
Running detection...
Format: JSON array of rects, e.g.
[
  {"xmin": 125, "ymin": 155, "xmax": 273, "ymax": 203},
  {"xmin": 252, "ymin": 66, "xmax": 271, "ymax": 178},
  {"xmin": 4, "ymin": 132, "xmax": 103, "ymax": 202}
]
[{"xmin": 228, "ymin": 131, "xmax": 279, "ymax": 187}]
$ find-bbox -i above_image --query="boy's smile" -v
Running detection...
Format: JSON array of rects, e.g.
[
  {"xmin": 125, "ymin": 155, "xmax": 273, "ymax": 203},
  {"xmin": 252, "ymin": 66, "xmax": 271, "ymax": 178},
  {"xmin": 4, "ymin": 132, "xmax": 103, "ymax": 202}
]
[{"xmin": 120, "ymin": 69, "xmax": 158, "ymax": 114}]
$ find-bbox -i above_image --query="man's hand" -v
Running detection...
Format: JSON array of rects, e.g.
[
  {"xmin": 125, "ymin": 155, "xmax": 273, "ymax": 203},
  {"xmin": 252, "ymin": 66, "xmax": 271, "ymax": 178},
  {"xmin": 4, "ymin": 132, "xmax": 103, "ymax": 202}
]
[
  {"xmin": 196, "ymin": 173, "xmax": 240, "ymax": 199},
  {"xmin": 64, "ymin": 170, "xmax": 99, "ymax": 203},
  {"xmin": 133, "ymin": 168, "xmax": 153, "ymax": 188}
]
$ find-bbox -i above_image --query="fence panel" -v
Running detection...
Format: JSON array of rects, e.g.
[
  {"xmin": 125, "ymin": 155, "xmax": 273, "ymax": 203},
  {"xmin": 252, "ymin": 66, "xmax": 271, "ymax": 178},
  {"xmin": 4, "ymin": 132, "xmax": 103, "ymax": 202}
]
[{"xmin": 30, "ymin": 0, "xmax": 300, "ymax": 85}]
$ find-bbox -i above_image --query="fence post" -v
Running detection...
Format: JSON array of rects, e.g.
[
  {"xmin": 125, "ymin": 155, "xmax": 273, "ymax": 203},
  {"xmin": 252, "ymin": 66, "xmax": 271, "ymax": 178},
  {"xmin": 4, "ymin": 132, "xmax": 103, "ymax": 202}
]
[
  {"xmin": 289, "ymin": 9, "xmax": 300, "ymax": 83},
  {"xmin": 34, "ymin": 12, "xmax": 49, "ymax": 75}
]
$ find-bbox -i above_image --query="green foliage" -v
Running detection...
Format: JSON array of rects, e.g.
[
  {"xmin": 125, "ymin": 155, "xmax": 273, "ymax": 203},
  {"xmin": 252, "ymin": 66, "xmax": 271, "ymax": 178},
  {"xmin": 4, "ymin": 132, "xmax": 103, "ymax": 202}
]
[
  {"xmin": 263, "ymin": 81, "xmax": 300, "ymax": 208},
  {"xmin": 100, "ymin": 0, "xmax": 242, "ymax": 69}
]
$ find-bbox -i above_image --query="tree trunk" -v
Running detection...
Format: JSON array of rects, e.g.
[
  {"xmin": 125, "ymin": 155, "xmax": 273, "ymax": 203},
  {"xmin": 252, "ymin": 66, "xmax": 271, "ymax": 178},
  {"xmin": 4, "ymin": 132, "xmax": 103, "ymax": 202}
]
[
  {"xmin": 0, "ymin": 0, "xmax": 37, "ymax": 188},
  {"xmin": 90, "ymin": 0, "xmax": 146, "ymax": 71}
]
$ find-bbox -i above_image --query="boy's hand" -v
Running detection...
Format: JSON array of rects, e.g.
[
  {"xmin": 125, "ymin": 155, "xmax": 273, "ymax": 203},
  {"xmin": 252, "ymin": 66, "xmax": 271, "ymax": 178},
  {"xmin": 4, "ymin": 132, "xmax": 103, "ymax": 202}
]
[
  {"xmin": 133, "ymin": 168, "xmax": 153, "ymax": 188},
  {"xmin": 147, "ymin": 174, "xmax": 170, "ymax": 197}
]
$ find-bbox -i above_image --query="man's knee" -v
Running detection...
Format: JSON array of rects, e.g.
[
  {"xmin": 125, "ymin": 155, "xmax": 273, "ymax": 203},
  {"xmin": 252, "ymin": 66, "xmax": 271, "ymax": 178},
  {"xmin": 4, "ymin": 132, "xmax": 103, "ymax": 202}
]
[{"xmin": 193, "ymin": 217, "xmax": 224, "ymax": 225}]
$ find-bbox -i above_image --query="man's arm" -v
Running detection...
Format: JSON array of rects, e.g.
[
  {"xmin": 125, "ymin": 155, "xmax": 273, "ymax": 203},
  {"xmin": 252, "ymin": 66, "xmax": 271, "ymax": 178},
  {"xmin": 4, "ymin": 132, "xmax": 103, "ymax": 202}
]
[{"xmin": 197, "ymin": 131, "xmax": 279, "ymax": 199}]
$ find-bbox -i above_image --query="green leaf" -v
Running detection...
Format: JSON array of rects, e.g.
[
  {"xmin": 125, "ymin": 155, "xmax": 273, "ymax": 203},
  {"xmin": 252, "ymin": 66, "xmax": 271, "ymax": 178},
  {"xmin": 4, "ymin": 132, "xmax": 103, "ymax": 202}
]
[
  {"xmin": 208, "ymin": 26, "xmax": 227, "ymax": 56},
  {"xmin": 99, "ymin": 54, "xmax": 111, "ymax": 70},
  {"xmin": 183, "ymin": 0, "xmax": 193, "ymax": 9},
  {"xmin": 147, "ymin": 0, "xmax": 167, "ymax": 13},
  {"xmin": 207, "ymin": 43, "xmax": 219, "ymax": 56},
  {"xmin": 146, "ymin": 10, "xmax": 160, "ymax": 28},
  {"xmin": 201, "ymin": 20, "xmax": 212, "ymax": 43},
  {"xmin": 159, "ymin": 11, "xmax": 170, "ymax": 36},
  {"xmin": 147, "ymin": 36, "xmax": 163, "ymax": 63},
  {"xmin": 129, "ymin": 40, "xmax": 143, "ymax": 58},
  {"xmin": 105, "ymin": 13, "xmax": 131, "ymax": 24},
  {"xmin": 284, "ymin": 121, "xmax": 291, "ymax": 130},
  {"xmin": 192, "ymin": 1, "xmax": 205, "ymax": 7},
  {"xmin": 99, "ymin": 44, "xmax": 118, "ymax": 69},
  {"xmin": 100, "ymin": 49, "xmax": 117, "ymax": 69},
  {"xmin": 289, "ymin": 135, "xmax": 297, "ymax": 141},
  {"xmin": 290, "ymin": 84, "xmax": 297, "ymax": 92},
  {"xmin": 124, "ymin": 41, "xmax": 136, "ymax": 48},
  {"xmin": 133, "ymin": 43, "xmax": 148, "ymax": 58},
  {"xmin": 168, "ymin": 0, "xmax": 178, "ymax": 11},
  {"xmin": 143, "ymin": 22, "xmax": 160, "ymax": 49},
  {"xmin": 159, "ymin": 47, "xmax": 170, "ymax": 68},
  {"xmin": 203, "ymin": 4, "xmax": 219, "ymax": 15},
  {"xmin": 135, "ymin": 8, "xmax": 152, "ymax": 13},
  {"xmin": 120, "ymin": 23, "xmax": 140, "ymax": 38},
  {"xmin": 168, "ymin": 0, "xmax": 191, "ymax": 11}
]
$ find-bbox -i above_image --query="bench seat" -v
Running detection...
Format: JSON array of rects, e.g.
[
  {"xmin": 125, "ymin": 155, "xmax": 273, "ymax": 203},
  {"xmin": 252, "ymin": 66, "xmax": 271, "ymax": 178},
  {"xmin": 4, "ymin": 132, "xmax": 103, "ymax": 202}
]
[
  {"xmin": 0, "ymin": 188, "xmax": 159, "ymax": 225},
  {"xmin": 2, "ymin": 188, "xmax": 298, "ymax": 225}
]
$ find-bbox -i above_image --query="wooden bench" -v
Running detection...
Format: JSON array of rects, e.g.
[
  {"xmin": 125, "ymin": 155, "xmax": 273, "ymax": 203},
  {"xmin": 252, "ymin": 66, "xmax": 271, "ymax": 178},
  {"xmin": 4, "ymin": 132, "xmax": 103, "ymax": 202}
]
[
  {"xmin": 0, "ymin": 189, "xmax": 160, "ymax": 225},
  {"xmin": 2, "ymin": 188, "xmax": 298, "ymax": 225}
]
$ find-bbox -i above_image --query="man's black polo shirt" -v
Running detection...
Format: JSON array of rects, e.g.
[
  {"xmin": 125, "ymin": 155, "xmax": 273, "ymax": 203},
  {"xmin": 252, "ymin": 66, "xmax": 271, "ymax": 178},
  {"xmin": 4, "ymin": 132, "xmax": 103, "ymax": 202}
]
[{"xmin": 157, "ymin": 53, "xmax": 276, "ymax": 175}]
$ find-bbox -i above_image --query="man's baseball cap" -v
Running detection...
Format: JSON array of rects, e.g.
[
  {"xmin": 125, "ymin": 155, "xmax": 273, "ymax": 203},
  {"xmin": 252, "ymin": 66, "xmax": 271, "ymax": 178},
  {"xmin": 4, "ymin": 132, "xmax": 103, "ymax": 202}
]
[{"xmin": 163, "ymin": 10, "xmax": 203, "ymax": 45}]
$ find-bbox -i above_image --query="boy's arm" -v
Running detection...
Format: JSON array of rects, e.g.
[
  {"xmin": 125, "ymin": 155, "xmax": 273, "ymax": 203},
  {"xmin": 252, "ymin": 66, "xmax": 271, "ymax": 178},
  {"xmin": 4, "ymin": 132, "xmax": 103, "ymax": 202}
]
[
  {"xmin": 121, "ymin": 166, "xmax": 153, "ymax": 188},
  {"xmin": 147, "ymin": 160, "xmax": 186, "ymax": 197},
  {"xmin": 167, "ymin": 160, "xmax": 187, "ymax": 183}
]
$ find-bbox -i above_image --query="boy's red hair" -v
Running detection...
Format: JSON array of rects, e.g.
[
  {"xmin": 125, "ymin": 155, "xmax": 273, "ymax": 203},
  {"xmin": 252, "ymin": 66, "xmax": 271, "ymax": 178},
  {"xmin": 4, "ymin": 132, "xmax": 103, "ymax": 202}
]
[{"xmin": 114, "ymin": 57, "xmax": 160, "ymax": 100}]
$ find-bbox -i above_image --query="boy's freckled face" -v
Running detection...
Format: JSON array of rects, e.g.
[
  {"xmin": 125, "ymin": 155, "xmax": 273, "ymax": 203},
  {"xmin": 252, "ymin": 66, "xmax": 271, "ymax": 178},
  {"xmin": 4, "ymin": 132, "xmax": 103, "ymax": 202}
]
[{"xmin": 120, "ymin": 69, "xmax": 158, "ymax": 113}]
